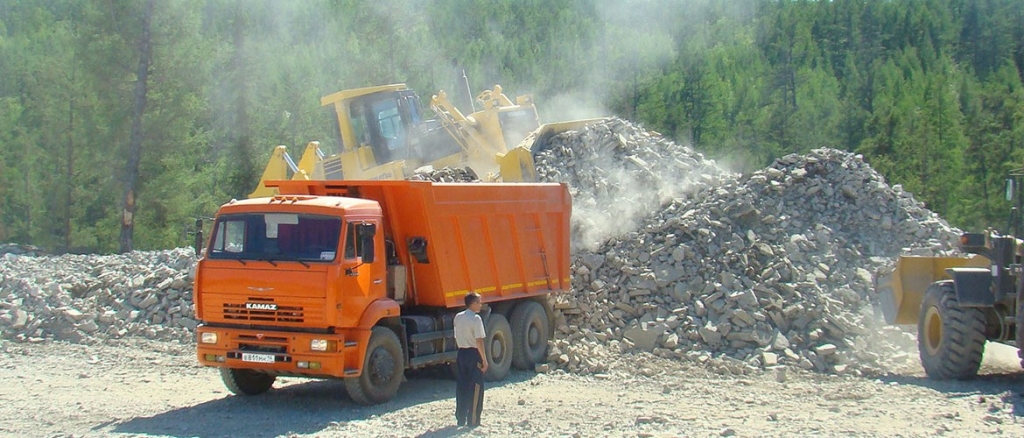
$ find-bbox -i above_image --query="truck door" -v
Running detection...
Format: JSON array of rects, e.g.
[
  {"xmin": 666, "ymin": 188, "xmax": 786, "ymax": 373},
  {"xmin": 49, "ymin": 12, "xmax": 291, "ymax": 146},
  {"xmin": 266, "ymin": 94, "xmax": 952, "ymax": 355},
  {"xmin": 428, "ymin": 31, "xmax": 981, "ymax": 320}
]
[{"xmin": 339, "ymin": 219, "xmax": 386, "ymax": 327}]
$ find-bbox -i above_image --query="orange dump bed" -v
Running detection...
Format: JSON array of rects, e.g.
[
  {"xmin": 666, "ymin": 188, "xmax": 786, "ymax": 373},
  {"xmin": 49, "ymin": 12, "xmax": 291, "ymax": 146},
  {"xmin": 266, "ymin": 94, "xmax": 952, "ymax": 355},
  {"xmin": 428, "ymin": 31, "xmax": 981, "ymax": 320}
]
[{"xmin": 269, "ymin": 180, "xmax": 571, "ymax": 308}]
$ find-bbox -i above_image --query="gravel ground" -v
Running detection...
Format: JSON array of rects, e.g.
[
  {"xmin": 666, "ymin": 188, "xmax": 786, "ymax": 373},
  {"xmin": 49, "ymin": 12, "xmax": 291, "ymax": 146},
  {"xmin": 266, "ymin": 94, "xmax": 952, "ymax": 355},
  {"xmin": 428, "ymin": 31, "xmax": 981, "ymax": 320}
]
[{"xmin": 1, "ymin": 337, "xmax": 1022, "ymax": 437}]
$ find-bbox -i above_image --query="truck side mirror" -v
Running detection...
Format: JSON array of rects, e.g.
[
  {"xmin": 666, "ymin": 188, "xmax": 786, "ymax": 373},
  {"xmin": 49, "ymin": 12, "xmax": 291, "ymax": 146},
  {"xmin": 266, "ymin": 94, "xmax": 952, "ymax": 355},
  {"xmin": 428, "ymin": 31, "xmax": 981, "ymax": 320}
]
[
  {"xmin": 1007, "ymin": 179, "xmax": 1014, "ymax": 201},
  {"xmin": 358, "ymin": 223, "xmax": 376, "ymax": 263},
  {"xmin": 408, "ymin": 236, "xmax": 429, "ymax": 263}
]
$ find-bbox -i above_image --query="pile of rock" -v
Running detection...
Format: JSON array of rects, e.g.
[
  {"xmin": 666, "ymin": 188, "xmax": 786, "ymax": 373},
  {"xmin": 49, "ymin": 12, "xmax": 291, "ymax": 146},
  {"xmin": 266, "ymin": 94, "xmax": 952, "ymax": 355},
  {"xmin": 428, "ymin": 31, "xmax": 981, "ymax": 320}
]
[
  {"xmin": 0, "ymin": 249, "xmax": 197, "ymax": 343},
  {"xmin": 533, "ymin": 118, "xmax": 733, "ymax": 250},
  {"xmin": 545, "ymin": 148, "xmax": 960, "ymax": 375},
  {"xmin": 0, "ymin": 243, "xmax": 46, "ymax": 257},
  {"xmin": 409, "ymin": 165, "xmax": 480, "ymax": 182}
]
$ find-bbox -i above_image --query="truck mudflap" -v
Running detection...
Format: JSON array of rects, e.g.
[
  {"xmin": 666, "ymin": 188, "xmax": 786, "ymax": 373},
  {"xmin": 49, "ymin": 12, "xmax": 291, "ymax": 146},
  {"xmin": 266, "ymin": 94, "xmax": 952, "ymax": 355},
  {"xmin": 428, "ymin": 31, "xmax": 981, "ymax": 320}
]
[
  {"xmin": 877, "ymin": 255, "xmax": 988, "ymax": 325},
  {"xmin": 195, "ymin": 325, "xmax": 372, "ymax": 378}
]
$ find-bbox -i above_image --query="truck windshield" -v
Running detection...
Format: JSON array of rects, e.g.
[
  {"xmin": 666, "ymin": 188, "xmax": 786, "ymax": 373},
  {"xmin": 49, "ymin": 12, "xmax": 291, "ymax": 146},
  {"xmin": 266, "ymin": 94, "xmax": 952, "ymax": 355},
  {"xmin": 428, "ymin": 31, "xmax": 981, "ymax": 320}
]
[{"xmin": 207, "ymin": 213, "xmax": 342, "ymax": 262}]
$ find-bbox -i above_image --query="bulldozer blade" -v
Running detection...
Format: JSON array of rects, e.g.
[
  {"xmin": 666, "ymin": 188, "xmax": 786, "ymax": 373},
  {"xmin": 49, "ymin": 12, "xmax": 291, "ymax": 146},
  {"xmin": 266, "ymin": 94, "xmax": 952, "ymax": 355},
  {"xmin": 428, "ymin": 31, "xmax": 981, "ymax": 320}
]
[
  {"xmin": 520, "ymin": 118, "xmax": 606, "ymax": 155},
  {"xmin": 496, "ymin": 118, "xmax": 606, "ymax": 182}
]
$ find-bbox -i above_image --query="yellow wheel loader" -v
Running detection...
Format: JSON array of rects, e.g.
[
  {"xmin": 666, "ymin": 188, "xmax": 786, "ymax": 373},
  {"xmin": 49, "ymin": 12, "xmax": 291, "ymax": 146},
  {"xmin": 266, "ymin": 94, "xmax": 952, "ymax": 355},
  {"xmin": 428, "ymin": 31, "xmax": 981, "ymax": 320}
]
[
  {"xmin": 878, "ymin": 178, "xmax": 1024, "ymax": 379},
  {"xmin": 250, "ymin": 83, "xmax": 597, "ymax": 197}
]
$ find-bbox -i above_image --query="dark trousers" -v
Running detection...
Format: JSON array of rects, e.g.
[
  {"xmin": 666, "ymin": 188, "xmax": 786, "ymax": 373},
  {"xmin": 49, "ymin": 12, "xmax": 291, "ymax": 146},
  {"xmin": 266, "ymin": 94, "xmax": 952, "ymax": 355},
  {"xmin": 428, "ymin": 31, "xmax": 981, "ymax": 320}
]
[{"xmin": 455, "ymin": 348, "xmax": 484, "ymax": 426}]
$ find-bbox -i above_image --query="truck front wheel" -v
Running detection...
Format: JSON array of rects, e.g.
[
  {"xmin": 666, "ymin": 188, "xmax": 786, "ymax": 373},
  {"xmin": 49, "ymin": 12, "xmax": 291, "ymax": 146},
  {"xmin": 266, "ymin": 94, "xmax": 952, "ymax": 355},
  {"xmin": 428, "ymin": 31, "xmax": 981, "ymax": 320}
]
[
  {"xmin": 484, "ymin": 314, "xmax": 513, "ymax": 381},
  {"xmin": 220, "ymin": 368, "xmax": 276, "ymax": 396},
  {"xmin": 345, "ymin": 327, "xmax": 404, "ymax": 405},
  {"xmin": 918, "ymin": 281, "xmax": 987, "ymax": 380}
]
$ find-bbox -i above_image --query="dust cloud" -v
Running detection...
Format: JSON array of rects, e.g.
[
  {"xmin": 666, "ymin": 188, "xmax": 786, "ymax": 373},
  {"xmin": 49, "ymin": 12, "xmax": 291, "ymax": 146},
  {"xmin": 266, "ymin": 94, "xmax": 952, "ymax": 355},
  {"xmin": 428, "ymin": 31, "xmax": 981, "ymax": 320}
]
[{"xmin": 533, "ymin": 118, "xmax": 734, "ymax": 251}]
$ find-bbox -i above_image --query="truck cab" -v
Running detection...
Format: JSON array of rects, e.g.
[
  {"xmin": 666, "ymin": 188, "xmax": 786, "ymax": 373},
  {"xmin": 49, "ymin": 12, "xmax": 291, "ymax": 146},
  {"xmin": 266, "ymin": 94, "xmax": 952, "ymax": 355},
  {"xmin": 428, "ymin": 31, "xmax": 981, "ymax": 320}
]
[{"xmin": 195, "ymin": 195, "xmax": 392, "ymax": 388}]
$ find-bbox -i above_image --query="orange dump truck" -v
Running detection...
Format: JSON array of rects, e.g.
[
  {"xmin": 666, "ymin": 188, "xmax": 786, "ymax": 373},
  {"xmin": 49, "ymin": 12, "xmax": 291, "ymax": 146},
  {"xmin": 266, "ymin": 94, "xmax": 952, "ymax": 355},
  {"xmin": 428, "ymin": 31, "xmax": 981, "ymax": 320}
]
[{"xmin": 193, "ymin": 180, "xmax": 570, "ymax": 404}]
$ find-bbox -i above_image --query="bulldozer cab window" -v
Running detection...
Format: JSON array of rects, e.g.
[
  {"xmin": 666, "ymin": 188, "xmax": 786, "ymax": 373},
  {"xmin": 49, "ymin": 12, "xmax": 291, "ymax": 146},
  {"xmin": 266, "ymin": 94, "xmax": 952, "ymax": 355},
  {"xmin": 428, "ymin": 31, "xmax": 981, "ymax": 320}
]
[
  {"xmin": 370, "ymin": 98, "xmax": 408, "ymax": 162},
  {"xmin": 398, "ymin": 92, "xmax": 423, "ymax": 125},
  {"xmin": 350, "ymin": 104, "xmax": 370, "ymax": 147}
]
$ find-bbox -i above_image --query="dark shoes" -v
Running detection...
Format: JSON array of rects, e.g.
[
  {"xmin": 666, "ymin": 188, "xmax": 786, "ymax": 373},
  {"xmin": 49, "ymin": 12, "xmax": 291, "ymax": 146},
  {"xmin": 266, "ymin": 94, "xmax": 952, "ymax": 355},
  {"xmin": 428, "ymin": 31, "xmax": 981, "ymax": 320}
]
[{"xmin": 456, "ymin": 419, "xmax": 480, "ymax": 428}]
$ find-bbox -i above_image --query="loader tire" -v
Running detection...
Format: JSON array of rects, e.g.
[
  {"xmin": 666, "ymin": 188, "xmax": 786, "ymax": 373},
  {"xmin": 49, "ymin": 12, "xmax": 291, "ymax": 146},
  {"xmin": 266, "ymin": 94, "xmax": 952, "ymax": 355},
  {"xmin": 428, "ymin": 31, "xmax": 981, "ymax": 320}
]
[
  {"xmin": 1016, "ymin": 286, "xmax": 1024, "ymax": 370},
  {"xmin": 510, "ymin": 301, "xmax": 550, "ymax": 369},
  {"xmin": 220, "ymin": 368, "xmax": 275, "ymax": 396},
  {"xmin": 483, "ymin": 314, "xmax": 513, "ymax": 381},
  {"xmin": 918, "ymin": 281, "xmax": 987, "ymax": 380},
  {"xmin": 345, "ymin": 327, "xmax": 404, "ymax": 405}
]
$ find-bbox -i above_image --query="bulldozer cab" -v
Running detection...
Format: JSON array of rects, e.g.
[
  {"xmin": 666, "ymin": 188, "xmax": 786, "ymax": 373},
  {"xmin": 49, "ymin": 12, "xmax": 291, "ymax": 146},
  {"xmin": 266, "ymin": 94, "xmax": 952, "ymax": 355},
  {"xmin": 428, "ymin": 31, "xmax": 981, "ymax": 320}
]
[
  {"xmin": 318, "ymin": 84, "xmax": 464, "ymax": 180},
  {"xmin": 347, "ymin": 89, "xmax": 422, "ymax": 163}
]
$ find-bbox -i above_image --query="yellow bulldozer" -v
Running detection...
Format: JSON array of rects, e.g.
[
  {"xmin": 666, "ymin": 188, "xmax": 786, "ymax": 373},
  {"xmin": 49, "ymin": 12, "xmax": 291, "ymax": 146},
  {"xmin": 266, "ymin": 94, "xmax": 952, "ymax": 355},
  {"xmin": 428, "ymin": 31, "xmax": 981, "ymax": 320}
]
[
  {"xmin": 249, "ymin": 83, "xmax": 595, "ymax": 198},
  {"xmin": 877, "ymin": 177, "xmax": 1024, "ymax": 379}
]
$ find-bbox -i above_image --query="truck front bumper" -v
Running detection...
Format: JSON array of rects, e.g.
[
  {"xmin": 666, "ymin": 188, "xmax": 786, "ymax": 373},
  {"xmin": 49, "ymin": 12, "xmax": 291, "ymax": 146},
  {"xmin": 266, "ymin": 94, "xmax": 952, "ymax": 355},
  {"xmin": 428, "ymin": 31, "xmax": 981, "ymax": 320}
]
[{"xmin": 195, "ymin": 325, "xmax": 367, "ymax": 378}]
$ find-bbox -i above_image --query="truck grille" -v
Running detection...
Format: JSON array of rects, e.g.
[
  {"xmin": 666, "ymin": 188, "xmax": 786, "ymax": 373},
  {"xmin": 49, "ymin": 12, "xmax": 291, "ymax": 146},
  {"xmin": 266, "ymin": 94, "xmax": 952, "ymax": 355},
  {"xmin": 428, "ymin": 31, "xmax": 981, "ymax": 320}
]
[
  {"xmin": 236, "ymin": 334, "xmax": 289, "ymax": 354},
  {"xmin": 223, "ymin": 302, "xmax": 305, "ymax": 323}
]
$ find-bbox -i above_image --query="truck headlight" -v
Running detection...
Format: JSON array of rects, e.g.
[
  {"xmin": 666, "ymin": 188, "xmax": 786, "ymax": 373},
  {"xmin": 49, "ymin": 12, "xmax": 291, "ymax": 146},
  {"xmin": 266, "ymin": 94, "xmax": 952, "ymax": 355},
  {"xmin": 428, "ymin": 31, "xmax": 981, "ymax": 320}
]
[
  {"xmin": 200, "ymin": 332, "xmax": 218, "ymax": 344},
  {"xmin": 311, "ymin": 339, "xmax": 328, "ymax": 351}
]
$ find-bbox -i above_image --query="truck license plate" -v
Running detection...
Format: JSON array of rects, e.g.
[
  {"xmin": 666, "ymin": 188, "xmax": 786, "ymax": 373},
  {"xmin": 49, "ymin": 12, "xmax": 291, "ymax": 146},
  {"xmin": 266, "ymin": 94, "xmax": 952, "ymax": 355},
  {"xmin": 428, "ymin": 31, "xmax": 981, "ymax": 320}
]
[{"xmin": 241, "ymin": 353, "xmax": 276, "ymax": 364}]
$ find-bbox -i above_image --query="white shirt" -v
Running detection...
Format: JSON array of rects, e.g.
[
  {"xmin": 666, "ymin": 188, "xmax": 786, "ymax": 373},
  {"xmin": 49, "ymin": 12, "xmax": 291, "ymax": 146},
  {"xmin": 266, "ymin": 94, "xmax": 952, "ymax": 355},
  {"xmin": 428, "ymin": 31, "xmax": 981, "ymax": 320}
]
[{"xmin": 454, "ymin": 309, "xmax": 486, "ymax": 349}]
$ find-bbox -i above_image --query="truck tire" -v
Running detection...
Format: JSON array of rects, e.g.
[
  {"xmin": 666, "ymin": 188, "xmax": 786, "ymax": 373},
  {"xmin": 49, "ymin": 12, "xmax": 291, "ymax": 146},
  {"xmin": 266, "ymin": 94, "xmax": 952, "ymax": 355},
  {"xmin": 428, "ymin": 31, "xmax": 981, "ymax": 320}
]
[
  {"xmin": 220, "ymin": 368, "xmax": 276, "ymax": 396},
  {"xmin": 345, "ymin": 327, "xmax": 404, "ymax": 405},
  {"xmin": 484, "ymin": 314, "xmax": 513, "ymax": 381},
  {"xmin": 918, "ymin": 281, "xmax": 987, "ymax": 380},
  {"xmin": 510, "ymin": 301, "xmax": 550, "ymax": 369}
]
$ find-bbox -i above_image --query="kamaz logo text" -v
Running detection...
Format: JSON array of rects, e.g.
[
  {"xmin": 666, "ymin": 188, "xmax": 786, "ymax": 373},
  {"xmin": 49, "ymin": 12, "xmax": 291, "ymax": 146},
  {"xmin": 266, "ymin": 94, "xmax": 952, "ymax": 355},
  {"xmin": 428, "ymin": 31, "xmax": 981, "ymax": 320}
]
[{"xmin": 245, "ymin": 302, "xmax": 278, "ymax": 311}]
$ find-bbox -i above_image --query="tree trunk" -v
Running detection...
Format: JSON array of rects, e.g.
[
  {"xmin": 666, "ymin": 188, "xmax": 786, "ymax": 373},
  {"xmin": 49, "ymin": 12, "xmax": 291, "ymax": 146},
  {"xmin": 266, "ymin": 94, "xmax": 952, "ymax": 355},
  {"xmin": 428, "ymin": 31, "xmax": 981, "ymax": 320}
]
[
  {"xmin": 64, "ymin": 26, "xmax": 78, "ymax": 253},
  {"xmin": 119, "ymin": 0, "xmax": 155, "ymax": 253},
  {"xmin": 64, "ymin": 73, "xmax": 74, "ymax": 252}
]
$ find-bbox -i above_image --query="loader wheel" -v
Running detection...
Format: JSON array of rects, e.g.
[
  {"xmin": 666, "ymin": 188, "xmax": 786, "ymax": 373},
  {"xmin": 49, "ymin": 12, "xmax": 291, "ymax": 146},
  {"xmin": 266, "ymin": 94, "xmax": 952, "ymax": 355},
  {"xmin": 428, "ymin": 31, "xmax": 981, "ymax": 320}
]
[
  {"xmin": 1016, "ymin": 287, "xmax": 1024, "ymax": 370},
  {"xmin": 220, "ymin": 368, "xmax": 276, "ymax": 396},
  {"xmin": 510, "ymin": 301, "xmax": 550, "ymax": 369},
  {"xmin": 483, "ymin": 314, "xmax": 513, "ymax": 381},
  {"xmin": 918, "ymin": 281, "xmax": 987, "ymax": 380},
  {"xmin": 345, "ymin": 327, "xmax": 404, "ymax": 405}
]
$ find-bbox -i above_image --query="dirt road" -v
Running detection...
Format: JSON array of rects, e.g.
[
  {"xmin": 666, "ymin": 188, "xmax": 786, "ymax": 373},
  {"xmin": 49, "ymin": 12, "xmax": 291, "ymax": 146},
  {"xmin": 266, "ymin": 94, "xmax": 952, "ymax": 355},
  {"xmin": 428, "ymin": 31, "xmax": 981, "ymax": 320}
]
[{"xmin": 0, "ymin": 338, "xmax": 1022, "ymax": 437}]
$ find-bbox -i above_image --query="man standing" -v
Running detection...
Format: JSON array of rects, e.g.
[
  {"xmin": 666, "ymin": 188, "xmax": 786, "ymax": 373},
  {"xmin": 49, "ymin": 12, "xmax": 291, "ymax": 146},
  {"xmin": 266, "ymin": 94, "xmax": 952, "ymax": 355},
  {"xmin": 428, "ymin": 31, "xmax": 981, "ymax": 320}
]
[{"xmin": 454, "ymin": 292, "xmax": 488, "ymax": 428}]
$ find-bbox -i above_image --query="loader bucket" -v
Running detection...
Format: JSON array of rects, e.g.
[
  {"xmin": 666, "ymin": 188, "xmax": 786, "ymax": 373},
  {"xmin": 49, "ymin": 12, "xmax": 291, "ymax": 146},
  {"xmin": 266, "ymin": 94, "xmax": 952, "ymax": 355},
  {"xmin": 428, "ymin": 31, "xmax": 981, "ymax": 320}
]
[
  {"xmin": 496, "ymin": 118, "xmax": 606, "ymax": 182},
  {"xmin": 877, "ymin": 255, "xmax": 988, "ymax": 325}
]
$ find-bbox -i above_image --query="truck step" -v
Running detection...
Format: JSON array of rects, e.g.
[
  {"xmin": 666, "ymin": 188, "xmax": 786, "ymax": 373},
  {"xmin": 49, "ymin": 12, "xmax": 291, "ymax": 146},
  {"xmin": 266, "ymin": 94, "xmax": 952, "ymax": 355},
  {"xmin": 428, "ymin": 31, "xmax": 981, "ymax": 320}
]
[
  {"xmin": 408, "ymin": 350, "xmax": 459, "ymax": 368},
  {"xmin": 344, "ymin": 341, "xmax": 357, "ymax": 348},
  {"xmin": 344, "ymin": 368, "xmax": 359, "ymax": 376},
  {"xmin": 408, "ymin": 330, "xmax": 455, "ymax": 344}
]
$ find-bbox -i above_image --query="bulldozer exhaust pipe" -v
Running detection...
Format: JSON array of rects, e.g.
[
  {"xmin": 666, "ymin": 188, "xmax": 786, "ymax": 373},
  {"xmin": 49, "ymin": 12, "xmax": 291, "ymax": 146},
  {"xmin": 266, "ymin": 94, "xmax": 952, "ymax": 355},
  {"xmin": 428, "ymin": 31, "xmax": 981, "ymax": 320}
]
[{"xmin": 454, "ymin": 60, "xmax": 475, "ymax": 113}]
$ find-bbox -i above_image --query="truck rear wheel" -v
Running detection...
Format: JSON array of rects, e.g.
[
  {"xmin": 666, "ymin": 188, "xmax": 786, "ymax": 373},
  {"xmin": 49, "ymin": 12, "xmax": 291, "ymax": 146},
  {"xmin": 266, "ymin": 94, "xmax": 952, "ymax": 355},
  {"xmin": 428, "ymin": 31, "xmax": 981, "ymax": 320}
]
[
  {"xmin": 220, "ymin": 368, "xmax": 276, "ymax": 396},
  {"xmin": 345, "ymin": 327, "xmax": 404, "ymax": 405},
  {"xmin": 510, "ymin": 301, "xmax": 550, "ymax": 369},
  {"xmin": 918, "ymin": 281, "xmax": 987, "ymax": 380},
  {"xmin": 484, "ymin": 314, "xmax": 513, "ymax": 381}
]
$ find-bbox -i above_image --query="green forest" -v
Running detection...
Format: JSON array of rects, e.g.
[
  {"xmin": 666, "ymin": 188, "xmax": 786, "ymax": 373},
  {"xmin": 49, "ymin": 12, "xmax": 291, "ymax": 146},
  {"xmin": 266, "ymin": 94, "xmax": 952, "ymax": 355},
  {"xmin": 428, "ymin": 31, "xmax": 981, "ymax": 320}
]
[{"xmin": 1, "ymin": 0, "xmax": 1023, "ymax": 253}]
